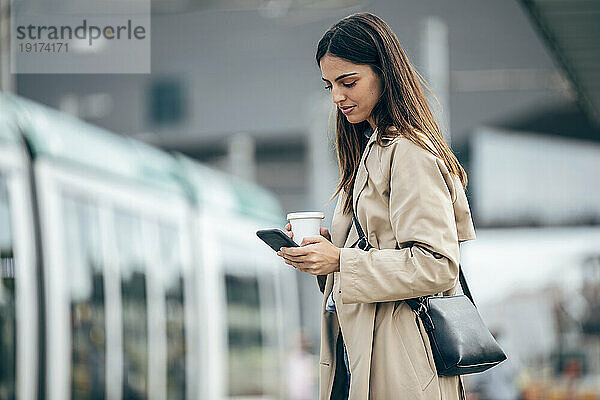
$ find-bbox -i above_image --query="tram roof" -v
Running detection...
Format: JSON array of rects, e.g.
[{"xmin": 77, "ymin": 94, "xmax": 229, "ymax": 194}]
[
  {"xmin": 2, "ymin": 92, "xmax": 187, "ymax": 196},
  {"xmin": 0, "ymin": 92, "xmax": 284, "ymax": 222}
]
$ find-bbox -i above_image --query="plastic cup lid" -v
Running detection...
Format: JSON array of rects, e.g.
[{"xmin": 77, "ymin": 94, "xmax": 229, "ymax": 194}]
[{"xmin": 287, "ymin": 211, "xmax": 325, "ymax": 220}]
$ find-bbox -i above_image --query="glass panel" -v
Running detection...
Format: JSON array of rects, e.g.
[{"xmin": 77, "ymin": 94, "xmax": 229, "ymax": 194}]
[
  {"xmin": 0, "ymin": 175, "xmax": 16, "ymax": 400},
  {"xmin": 225, "ymin": 274, "xmax": 263, "ymax": 396},
  {"xmin": 62, "ymin": 194, "xmax": 106, "ymax": 400},
  {"xmin": 158, "ymin": 223, "xmax": 186, "ymax": 400},
  {"xmin": 115, "ymin": 210, "xmax": 148, "ymax": 399}
]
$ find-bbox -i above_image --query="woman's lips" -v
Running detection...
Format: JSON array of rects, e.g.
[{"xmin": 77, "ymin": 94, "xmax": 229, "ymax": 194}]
[{"xmin": 341, "ymin": 106, "xmax": 356, "ymax": 115}]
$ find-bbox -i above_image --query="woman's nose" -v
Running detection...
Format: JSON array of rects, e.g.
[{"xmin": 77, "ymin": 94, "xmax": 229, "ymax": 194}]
[{"xmin": 331, "ymin": 87, "xmax": 346, "ymax": 104}]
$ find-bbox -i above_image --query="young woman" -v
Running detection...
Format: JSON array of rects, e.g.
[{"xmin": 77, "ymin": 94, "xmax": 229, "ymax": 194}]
[{"xmin": 277, "ymin": 12, "xmax": 476, "ymax": 400}]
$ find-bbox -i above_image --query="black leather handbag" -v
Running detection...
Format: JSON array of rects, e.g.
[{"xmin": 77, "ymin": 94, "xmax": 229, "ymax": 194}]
[{"xmin": 352, "ymin": 210, "xmax": 507, "ymax": 376}]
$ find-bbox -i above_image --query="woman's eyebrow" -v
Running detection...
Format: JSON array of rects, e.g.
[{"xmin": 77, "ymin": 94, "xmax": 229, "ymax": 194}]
[{"xmin": 321, "ymin": 72, "xmax": 358, "ymax": 83}]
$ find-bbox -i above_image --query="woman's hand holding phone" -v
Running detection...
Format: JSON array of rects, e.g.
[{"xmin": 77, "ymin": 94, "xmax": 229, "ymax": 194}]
[{"xmin": 279, "ymin": 222, "xmax": 339, "ymax": 275}]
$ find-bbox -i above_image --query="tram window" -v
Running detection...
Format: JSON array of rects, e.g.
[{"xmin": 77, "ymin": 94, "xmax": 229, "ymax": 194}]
[
  {"xmin": 258, "ymin": 274, "xmax": 282, "ymax": 397},
  {"xmin": 62, "ymin": 194, "xmax": 106, "ymax": 400},
  {"xmin": 114, "ymin": 210, "xmax": 148, "ymax": 399},
  {"xmin": 0, "ymin": 175, "xmax": 16, "ymax": 399},
  {"xmin": 225, "ymin": 274, "xmax": 264, "ymax": 396},
  {"xmin": 158, "ymin": 224, "xmax": 186, "ymax": 400}
]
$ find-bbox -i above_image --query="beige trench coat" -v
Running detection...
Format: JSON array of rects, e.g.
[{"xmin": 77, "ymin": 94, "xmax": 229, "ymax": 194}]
[{"xmin": 318, "ymin": 129, "xmax": 477, "ymax": 400}]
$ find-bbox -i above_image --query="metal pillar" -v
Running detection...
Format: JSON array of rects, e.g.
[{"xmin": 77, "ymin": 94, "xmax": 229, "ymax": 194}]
[
  {"xmin": 0, "ymin": 0, "xmax": 15, "ymax": 92},
  {"xmin": 421, "ymin": 16, "xmax": 451, "ymax": 145},
  {"xmin": 227, "ymin": 133, "xmax": 256, "ymax": 182}
]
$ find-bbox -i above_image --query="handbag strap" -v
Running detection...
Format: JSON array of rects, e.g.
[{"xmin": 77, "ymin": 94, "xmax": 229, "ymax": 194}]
[
  {"xmin": 352, "ymin": 209, "xmax": 373, "ymax": 251},
  {"xmin": 351, "ymin": 208, "xmax": 476, "ymax": 308}
]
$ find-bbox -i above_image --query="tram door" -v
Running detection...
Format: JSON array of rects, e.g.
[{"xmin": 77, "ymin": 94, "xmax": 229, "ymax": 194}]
[
  {"xmin": 111, "ymin": 205, "xmax": 191, "ymax": 400},
  {"xmin": 113, "ymin": 211, "xmax": 190, "ymax": 400},
  {"xmin": 222, "ymin": 246, "xmax": 286, "ymax": 399},
  {"xmin": 0, "ymin": 144, "xmax": 38, "ymax": 400},
  {"xmin": 36, "ymin": 164, "xmax": 193, "ymax": 400}
]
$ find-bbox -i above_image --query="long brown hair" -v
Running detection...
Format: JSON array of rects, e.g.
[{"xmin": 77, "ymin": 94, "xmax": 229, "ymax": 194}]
[{"xmin": 316, "ymin": 12, "xmax": 468, "ymax": 215}]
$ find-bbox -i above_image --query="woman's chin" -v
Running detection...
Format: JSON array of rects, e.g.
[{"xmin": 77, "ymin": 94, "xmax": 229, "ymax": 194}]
[{"xmin": 345, "ymin": 114, "xmax": 364, "ymax": 124}]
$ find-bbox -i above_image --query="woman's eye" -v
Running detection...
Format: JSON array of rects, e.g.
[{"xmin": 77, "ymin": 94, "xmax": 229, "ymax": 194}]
[{"xmin": 323, "ymin": 81, "xmax": 354, "ymax": 91}]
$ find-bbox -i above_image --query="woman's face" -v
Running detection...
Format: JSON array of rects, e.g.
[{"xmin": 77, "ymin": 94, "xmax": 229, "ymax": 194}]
[{"xmin": 319, "ymin": 54, "xmax": 382, "ymax": 127}]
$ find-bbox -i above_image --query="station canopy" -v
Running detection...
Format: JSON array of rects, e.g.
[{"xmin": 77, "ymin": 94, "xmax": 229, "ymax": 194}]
[{"xmin": 521, "ymin": 0, "xmax": 600, "ymax": 127}]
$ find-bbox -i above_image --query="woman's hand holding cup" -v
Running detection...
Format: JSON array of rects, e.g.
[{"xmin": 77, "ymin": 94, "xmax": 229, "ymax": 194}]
[
  {"xmin": 284, "ymin": 222, "xmax": 331, "ymax": 242},
  {"xmin": 279, "ymin": 212, "xmax": 340, "ymax": 275}
]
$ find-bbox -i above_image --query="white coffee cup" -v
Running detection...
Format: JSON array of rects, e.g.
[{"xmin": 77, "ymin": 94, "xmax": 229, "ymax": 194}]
[{"xmin": 287, "ymin": 211, "xmax": 325, "ymax": 245}]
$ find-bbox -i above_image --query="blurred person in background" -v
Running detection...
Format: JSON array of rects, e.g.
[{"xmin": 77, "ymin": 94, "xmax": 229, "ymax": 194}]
[
  {"xmin": 286, "ymin": 332, "xmax": 317, "ymax": 400},
  {"xmin": 278, "ymin": 12, "xmax": 476, "ymax": 400},
  {"xmin": 466, "ymin": 330, "xmax": 522, "ymax": 400}
]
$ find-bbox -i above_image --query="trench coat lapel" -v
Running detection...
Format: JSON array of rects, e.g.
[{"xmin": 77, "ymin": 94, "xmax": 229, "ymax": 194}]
[
  {"xmin": 332, "ymin": 129, "xmax": 386, "ymax": 249},
  {"xmin": 345, "ymin": 130, "xmax": 382, "ymax": 248},
  {"xmin": 331, "ymin": 192, "xmax": 353, "ymax": 249},
  {"xmin": 352, "ymin": 130, "xmax": 378, "ymax": 213}
]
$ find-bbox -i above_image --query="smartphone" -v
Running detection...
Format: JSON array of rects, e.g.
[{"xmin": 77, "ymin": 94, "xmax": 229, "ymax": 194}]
[{"xmin": 256, "ymin": 229, "xmax": 299, "ymax": 252}]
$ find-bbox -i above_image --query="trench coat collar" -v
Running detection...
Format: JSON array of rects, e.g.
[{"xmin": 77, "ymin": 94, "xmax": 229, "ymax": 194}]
[{"xmin": 353, "ymin": 127, "xmax": 402, "ymax": 200}]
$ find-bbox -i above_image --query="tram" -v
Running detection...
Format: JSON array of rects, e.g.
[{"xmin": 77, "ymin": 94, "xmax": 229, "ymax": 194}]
[{"xmin": 0, "ymin": 92, "xmax": 301, "ymax": 400}]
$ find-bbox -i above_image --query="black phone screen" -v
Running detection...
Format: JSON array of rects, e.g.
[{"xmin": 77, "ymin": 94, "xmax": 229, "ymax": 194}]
[{"xmin": 256, "ymin": 229, "xmax": 299, "ymax": 252}]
